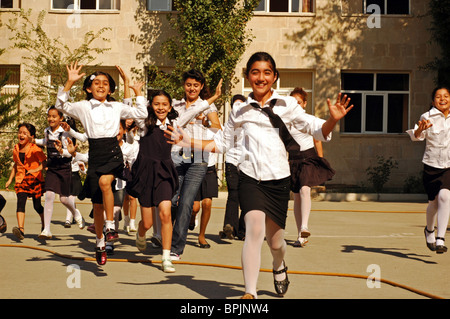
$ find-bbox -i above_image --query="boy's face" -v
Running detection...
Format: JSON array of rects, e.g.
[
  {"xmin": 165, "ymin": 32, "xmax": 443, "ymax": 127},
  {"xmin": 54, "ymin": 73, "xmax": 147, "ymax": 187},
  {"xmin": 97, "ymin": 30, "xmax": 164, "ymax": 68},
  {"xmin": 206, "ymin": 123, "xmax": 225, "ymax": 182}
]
[
  {"xmin": 18, "ymin": 126, "xmax": 32, "ymax": 146},
  {"xmin": 433, "ymin": 89, "xmax": 450, "ymax": 115},
  {"xmin": 86, "ymin": 75, "xmax": 111, "ymax": 102}
]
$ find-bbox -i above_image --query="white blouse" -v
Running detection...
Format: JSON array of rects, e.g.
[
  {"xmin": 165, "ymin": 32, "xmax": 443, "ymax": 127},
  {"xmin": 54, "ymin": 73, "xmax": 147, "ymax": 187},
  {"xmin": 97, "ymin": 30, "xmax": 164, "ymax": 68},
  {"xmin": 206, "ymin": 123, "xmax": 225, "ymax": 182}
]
[
  {"xmin": 55, "ymin": 87, "xmax": 148, "ymax": 139},
  {"xmin": 214, "ymin": 90, "xmax": 330, "ymax": 181},
  {"xmin": 406, "ymin": 107, "xmax": 450, "ymax": 169}
]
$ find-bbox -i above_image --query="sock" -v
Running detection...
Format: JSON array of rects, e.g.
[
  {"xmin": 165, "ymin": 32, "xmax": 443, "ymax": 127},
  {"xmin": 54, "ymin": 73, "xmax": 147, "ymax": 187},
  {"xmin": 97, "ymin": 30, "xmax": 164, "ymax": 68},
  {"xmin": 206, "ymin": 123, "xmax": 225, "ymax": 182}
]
[
  {"xmin": 96, "ymin": 236, "xmax": 105, "ymax": 248},
  {"xmin": 162, "ymin": 249, "xmax": 170, "ymax": 260},
  {"xmin": 130, "ymin": 219, "xmax": 136, "ymax": 228},
  {"xmin": 105, "ymin": 220, "xmax": 115, "ymax": 230}
]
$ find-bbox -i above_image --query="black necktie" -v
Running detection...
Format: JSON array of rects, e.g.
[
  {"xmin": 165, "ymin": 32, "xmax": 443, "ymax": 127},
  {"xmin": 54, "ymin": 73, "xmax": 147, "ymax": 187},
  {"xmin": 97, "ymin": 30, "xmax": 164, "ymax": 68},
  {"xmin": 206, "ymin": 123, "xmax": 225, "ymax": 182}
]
[{"xmin": 251, "ymin": 99, "xmax": 299, "ymax": 152}]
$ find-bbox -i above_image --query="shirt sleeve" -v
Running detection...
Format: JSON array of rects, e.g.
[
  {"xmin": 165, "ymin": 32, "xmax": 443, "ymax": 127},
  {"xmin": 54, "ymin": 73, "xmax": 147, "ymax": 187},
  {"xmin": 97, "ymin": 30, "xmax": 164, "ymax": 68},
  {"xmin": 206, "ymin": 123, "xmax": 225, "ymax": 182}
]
[
  {"xmin": 119, "ymin": 96, "xmax": 148, "ymax": 120},
  {"xmin": 177, "ymin": 100, "xmax": 212, "ymax": 127},
  {"xmin": 55, "ymin": 87, "xmax": 84, "ymax": 120},
  {"xmin": 289, "ymin": 104, "xmax": 330, "ymax": 142}
]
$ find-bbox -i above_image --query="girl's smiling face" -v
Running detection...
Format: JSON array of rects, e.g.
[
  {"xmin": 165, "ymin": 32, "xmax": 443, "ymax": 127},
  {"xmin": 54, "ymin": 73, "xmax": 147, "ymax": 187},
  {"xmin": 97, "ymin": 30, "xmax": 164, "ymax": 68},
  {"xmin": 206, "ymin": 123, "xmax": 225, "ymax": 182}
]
[
  {"xmin": 18, "ymin": 126, "xmax": 32, "ymax": 146},
  {"xmin": 152, "ymin": 94, "xmax": 172, "ymax": 123},
  {"xmin": 246, "ymin": 60, "xmax": 277, "ymax": 103},
  {"xmin": 47, "ymin": 108, "xmax": 63, "ymax": 131},
  {"xmin": 183, "ymin": 78, "xmax": 203, "ymax": 102},
  {"xmin": 86, "ymin": 75, "xmax": 111, "ymax": 102},
  {"xmin": 432, "ymin": 88, "xmax": 450, "ymax": 116}
]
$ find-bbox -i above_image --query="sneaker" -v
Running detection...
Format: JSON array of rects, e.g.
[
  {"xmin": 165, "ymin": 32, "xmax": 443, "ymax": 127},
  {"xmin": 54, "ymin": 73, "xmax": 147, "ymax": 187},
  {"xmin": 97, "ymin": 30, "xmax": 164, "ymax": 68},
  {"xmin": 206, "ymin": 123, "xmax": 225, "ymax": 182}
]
[
  {"xmin": 0, "ymin": 215, "xmax": 7, "ymax": 234},
  {"xmin": 223, "ymin": 224, "xmax": 234, "ymax": 239},
  {"xmin": 293, "ymin": 237, "xmax": 308, "ymax": 247},
  {"xmin": 150, "ymin": 235, "xmax": 162, "ymax": 248},
  {"xmin": 105, "ymin": 244, "xmax": 115, "ymax": 256},
  {"xmin": 136, "ymin": 232, "xmax": 147, "ymax": 252},
  {"xmin": 74, "ymin": 214, "xmax": 85, "ymax": 229},
  {"xmin": 64, "ymin": 221, "xmax": 72, "ymax": 228},
  {"xmin": 38, "ymin": 229, "xmax": 52, "ymax": 240},
  {"xmin": 12, "ymin": 226, "xmax": 24, "ymax": 240},
  {"xmin": 170, "ymin": 252, "xmax": 181, "ymax": 261},
  {"xmin": 105, "ymin": 228, "xmax": 119, "ymax": 242},
  {"xmin": 96, "ymin": 246, "xmax": 107, "ymax": 265},
  {"xmin": 162, "ymin": 258, "xmax": 176, "ymax": 273}
]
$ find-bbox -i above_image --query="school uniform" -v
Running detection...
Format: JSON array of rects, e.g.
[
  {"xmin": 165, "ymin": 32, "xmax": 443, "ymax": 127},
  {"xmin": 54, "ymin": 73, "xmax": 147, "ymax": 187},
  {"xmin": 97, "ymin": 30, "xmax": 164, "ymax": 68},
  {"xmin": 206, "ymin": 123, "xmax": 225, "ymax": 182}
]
[
  {"xmin": 55, "ymin": 87, "xmax": 148, "ymax": 204},
  {"xmin": 214, "ymin": 90, "xmax": 330, "ymax": 229},
  {"xmin": 36, "ymin": 126, "xmax": 73, "ymax": 196},
  {"xmin": 195, "ymin": 129, "xmax": 220, "ymax": 201},
  {"xmin": 407, "ymin": 107, "xmax": 450, "ymax": 201},
  {"xmin": 287, "ymin": 128, "xmax": 335, "ymax": 192}
]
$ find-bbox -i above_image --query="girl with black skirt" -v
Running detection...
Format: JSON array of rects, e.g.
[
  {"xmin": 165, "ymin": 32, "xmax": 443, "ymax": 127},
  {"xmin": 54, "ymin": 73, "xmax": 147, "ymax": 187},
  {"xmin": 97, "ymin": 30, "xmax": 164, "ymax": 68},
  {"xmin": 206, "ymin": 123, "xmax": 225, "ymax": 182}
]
[
  {"xmin": 289, "ymin": 88, "xmax": 335, "ymax": 247},
  {"xmin": 127, "ymin": 85, "xmax": 222, "ymax": 272},
  {"xmin": 407, "ymin": 86, "xmax": 450, "ymax": 254},
  {"xmin": 55, "ymin": 62, "xmax": 148, "ymax": 265},
  {"xmin": 165, "ymin": 52, "xmax": 353, "ymax": 298}
]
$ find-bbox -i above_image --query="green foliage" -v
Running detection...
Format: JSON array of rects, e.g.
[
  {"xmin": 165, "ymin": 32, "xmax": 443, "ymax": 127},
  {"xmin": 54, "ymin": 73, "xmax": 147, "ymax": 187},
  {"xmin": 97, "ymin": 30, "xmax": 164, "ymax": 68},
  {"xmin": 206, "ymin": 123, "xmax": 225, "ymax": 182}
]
[
  {"xmin": 365, "ymin": 155, "xmax": 399, "ymax": 193},
  {"xmin": 6, "ymin": 9, "xmax": 111, "ymax": 133},
  {"xmin": 148, "ymin": 0, "xmax": 261, "ymax": 106},
  {"xmin": 426, "ymin": 1, "xmax": 450, "ymax": 86}
]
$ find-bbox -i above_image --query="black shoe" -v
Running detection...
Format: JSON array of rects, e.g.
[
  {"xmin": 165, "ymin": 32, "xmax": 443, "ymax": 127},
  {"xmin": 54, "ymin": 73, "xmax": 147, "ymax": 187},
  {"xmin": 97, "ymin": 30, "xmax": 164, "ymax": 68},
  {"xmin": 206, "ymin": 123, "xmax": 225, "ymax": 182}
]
[
  {"xmin": 273, "ymin": 261, "xmax": 290, "ymax": 297},
  {"xmin": 436, "ymin": 237, "xmax": 448, "ymax": 254},
  {"xmin": 424, "ymin": 227, "xmax": 436, "ymax": 251}
]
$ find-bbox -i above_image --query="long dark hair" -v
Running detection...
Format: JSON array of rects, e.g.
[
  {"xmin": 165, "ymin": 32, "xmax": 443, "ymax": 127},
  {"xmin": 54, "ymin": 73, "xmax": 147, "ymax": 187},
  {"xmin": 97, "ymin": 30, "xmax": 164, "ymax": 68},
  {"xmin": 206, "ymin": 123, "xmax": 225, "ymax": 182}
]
[
  {"xmin": 83, "ymin": 71, "xmax": 116, "ymax": 101},
  {"xmin": 182, "ymin": 69, "xmax": 211, "ymax": 100},
  {"xmin": 245, "ymin": 51, "xmax": 279, "ymax": 82},
  {"xmin": 145, "ymin": 90, "xmax": 178, "ymax": 134}
]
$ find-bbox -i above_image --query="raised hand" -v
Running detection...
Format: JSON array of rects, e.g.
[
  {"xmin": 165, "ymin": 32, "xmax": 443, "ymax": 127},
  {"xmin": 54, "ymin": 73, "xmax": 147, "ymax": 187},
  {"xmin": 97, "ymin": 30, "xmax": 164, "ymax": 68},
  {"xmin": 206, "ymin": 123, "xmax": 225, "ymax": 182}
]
[
  {"xmin": 164, "ymin": 125, "xmax": 191, "ymax": 147},
  {"xmin": 327, "ymin": 93, "xmax": 354, "ymax": 121},
  {"xmin": 66, "ymin": 61, "xmax": 86, "ymax": 85}
]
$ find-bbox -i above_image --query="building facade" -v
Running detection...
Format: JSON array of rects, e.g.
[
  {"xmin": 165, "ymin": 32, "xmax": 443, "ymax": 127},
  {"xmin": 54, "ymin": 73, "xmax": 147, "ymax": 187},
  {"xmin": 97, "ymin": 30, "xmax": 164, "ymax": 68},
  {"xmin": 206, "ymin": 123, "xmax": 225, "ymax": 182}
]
[{"xmin": 0, "ymin": 0, "xmax": 438, "ymax": 190}]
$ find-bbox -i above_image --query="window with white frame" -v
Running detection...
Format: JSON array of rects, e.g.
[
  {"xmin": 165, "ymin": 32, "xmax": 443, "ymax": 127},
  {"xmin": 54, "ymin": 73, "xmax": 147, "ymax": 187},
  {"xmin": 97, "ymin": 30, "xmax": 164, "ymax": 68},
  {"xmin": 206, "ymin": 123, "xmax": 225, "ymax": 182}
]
[
  {"xmin": 255, "ymin": 0, "xmax": 314, "ymax": 13},
  {"xmin": 340, "ymin": 72, "xmax": 409, "ymax": 134},
  {"xmin": 243, "ymin": 70, "xmax": 314, "ymax": 112},
  {"xmin": 147, "ymin": 0, "xmax": 175, "ymax": 11},
  {"xmin": 0, "ymin": 65, "xmax": 21, "ymax": 117},
  {"xmin": 52, "ymin": 0, "xmax": 120, "ymax": 10},
  {"xmin": 364, "ymin": 0, "xmax": 410, "ymax": 15}
]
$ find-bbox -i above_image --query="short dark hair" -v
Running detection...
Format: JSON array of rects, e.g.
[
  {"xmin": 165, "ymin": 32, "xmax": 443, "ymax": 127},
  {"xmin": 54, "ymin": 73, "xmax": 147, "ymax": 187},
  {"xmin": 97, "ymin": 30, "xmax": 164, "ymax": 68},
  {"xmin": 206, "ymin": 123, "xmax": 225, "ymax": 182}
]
[
  {"xmin": 290, "ymin": 87, "xmax": 308, "ymax": 102},
  {"xmin": 182, "ymin": 69, "xmax": 210, "ymax": 99},
  {"xmin": 18, "ymin": 122, "xmax": 36, "ymax": 138}
]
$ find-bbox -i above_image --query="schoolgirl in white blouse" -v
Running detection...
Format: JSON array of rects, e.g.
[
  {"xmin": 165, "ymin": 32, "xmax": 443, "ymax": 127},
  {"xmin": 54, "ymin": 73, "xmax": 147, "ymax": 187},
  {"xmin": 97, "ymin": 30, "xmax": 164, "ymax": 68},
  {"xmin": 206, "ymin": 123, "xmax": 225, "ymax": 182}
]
[
  {"xmin": 165, "ymin": 52, "xmax": 353, "ymax": 299},
  {"xmin": 407, "ymin": 86, "xmax": 450, "ymax": 254},
  {"xmin": 55, "ymin": 62, "xmax": 147, "ymax": 265}
]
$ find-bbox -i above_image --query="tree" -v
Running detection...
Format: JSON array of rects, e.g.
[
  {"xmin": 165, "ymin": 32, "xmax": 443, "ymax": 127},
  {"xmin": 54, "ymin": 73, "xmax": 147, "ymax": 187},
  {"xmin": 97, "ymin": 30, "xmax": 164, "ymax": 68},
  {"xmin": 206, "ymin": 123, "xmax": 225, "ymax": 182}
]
[
  {"xmin": 146, "ymin": 0, "xmax": 261, "ymax": 107},
  {"xmin": 427, "ymin": 0, "xmax": 450, "ymax": 87},
  {"xmin": 6, "ymin": 9, "xmax": 111, "ymax": 132}
]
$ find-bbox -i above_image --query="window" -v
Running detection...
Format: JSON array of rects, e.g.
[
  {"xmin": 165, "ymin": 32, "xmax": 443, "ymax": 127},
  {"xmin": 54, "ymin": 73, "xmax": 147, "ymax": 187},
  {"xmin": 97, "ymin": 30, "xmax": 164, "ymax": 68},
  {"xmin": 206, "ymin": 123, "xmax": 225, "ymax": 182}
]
[
  {"xmin": 52, "ymin": 0, "xmax": 120, "ymax": 10},
  {"xmin": 0, "ymin": 65, "xmax": 21, "ymax": 117},
  {"xmin": 243, "ymin": 70, "xmax": 314, "ymax": 112},
  {"xmin": 0, "ymin": 0, "xmax": 12, "ymax": 8},
  {"xmin": 147, "ymin": 0, "xmax": 176, "ymax": 11},
  {"xmin": 255, "ymin": 0, "xmax": 314, "ymax": 13},
  {"xmin": 364, "ymin": 0, "xmax": 409, "ymax": 15},
  {"xmin": 340, "ymin": 72, "xmax": 409, "ymax": 134}
]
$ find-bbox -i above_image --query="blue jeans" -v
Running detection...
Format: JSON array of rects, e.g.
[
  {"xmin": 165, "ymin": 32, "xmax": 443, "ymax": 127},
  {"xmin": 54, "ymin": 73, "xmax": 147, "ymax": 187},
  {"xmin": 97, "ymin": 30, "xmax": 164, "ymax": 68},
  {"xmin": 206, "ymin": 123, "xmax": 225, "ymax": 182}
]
[{"xmin": 171, "ymin": 162, "xmax": 208, "ymax": 255}]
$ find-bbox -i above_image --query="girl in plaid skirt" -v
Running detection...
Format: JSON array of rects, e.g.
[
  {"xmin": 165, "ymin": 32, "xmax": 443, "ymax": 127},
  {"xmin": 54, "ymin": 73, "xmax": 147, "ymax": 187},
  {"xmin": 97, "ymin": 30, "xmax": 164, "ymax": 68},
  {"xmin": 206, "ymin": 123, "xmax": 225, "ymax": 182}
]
[{"xmin": 5, "ymin": 123, "xmax": 47, "ymax": 240}]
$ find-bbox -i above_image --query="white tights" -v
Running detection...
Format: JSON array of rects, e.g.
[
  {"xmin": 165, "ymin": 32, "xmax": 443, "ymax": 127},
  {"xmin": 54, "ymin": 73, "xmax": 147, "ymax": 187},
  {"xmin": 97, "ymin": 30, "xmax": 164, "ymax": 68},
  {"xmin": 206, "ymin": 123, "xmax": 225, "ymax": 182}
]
[
  {"xmin": 293, "ymin": 186, "xmax": 311, "ymax": 237},
  {"xmin": 241, "ymin": 210, "xmax": 287, "ymax": 298},
  {"xmin": 43, "ymin": 191, "xmax": 80, "ymax": 232},
  {"xmin": 426, "ymin": 189, "xmax": 450, "ymax": 246}
]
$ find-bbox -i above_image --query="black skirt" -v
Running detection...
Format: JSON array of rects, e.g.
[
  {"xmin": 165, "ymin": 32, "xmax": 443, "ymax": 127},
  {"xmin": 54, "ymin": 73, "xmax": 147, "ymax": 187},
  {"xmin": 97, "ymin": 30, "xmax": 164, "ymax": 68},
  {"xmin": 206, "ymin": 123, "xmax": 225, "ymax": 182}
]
[
  {"xmin": 86, "ymin": 137, "xmax": 124, "ymax": 204},
  {"xmin": 195, "ymin": 166, "xmax": 219, "ymax": 201},
  {"xmin": 238, "ymin": 172, "xmax": 290, "ymax": 229},
  {"xmin": 288, "ymin": 147, "xmax": 335, "ymax": 192},
  {"xmin": 423, "ymin": 164, "xmax": 450, "ymax": 201},
  {"xmin": 45, "ymin": 160, "xmax": 72, "ymax": 197},
  {"xmin": 70, "ymin": 172, "xmax": 83, "ymax": 196}
]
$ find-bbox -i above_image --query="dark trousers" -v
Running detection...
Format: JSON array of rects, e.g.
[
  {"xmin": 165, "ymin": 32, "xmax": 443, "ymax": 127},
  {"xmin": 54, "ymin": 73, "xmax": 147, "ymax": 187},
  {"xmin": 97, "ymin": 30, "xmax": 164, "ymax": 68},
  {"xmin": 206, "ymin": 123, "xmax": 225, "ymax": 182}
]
[{"xmin": 223, "ymin": 163, "xmax": 245, "ymax": 239}]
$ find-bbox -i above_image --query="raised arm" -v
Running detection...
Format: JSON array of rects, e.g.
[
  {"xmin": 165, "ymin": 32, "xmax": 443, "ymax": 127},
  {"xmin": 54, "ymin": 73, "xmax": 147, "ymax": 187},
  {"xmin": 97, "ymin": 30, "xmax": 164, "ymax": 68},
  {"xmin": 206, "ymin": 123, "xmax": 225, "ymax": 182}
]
[
  {"xmin": 63, "ymin": 61, "xmax": 86, "ymax": 92},
  {"xmin": 321, "ymin": 93, "xmax": 353, "ymax": 139}
]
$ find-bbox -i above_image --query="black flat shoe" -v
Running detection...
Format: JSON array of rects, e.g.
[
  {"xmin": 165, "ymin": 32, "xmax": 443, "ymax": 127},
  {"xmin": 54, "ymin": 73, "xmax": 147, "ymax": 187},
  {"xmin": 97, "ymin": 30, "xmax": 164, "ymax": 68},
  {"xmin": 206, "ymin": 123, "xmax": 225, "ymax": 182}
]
[
  {"xmin": 198, "ymin": 241, "xmax": 211, "ymax": 249},
  {"xmin": 273, "ymin": 261, "xmax": 290, "ymax": 297},
  {"xmin": 424, "ymin": 227, "xmax": 436, "ymax": 251},
  {"xmin": 436, "ymin": 237, "xmax": 448, "ymax": 254}
]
